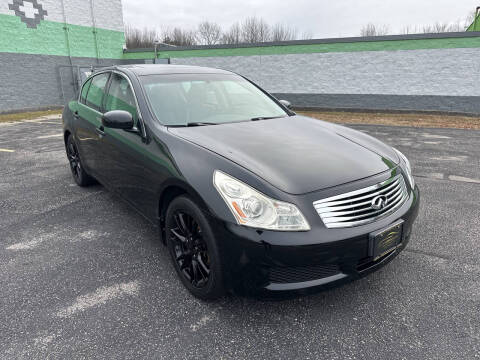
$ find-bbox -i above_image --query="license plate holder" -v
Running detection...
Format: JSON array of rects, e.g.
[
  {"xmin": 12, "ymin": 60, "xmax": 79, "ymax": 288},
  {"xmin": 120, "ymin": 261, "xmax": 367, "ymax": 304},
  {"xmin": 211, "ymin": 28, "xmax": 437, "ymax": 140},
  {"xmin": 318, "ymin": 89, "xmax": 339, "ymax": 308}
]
[{"xmin": 369, "ymin": 220, "xmax": 404, "ymax": 261}]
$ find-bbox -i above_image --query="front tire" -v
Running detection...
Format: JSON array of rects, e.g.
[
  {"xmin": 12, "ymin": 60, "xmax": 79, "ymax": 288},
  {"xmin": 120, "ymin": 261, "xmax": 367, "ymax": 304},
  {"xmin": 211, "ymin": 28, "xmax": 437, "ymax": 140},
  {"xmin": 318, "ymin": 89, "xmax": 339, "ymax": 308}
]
[
  {"xmin": 66, "ymin": 135, "xmax": 95, "ymax": 187},
  {"xmin": 166, "ymin": 195, "xmax": 225, "ymax": 300}
]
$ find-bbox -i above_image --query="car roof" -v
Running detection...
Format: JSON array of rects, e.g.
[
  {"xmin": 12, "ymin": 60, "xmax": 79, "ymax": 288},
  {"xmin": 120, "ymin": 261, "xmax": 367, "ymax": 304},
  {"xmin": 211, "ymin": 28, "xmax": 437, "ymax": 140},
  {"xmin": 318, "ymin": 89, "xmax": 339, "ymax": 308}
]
[{"xmin": 112, "ymin": 64, "xmax": 235, "ymax": 76}]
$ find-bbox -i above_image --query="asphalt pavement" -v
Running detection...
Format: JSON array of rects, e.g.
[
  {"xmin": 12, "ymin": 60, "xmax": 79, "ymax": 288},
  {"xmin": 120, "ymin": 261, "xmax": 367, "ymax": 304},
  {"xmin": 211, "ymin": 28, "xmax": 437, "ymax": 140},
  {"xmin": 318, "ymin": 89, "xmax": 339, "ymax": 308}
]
[{"xmin": 0, "ymin": 115, "xmax": 479, "ymax": 359}]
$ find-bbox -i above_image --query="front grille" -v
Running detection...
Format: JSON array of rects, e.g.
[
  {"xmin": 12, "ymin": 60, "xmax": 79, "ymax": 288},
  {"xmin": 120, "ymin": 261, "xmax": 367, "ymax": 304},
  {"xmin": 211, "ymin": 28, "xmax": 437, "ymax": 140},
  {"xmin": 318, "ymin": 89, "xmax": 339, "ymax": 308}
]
[
  {"xmin": 313, "ymin": 175, "xmax": 409, "ymax": 229},
  {"xmin": 268, "ymin": 264, "xmax": 340, "ymax": 284}
]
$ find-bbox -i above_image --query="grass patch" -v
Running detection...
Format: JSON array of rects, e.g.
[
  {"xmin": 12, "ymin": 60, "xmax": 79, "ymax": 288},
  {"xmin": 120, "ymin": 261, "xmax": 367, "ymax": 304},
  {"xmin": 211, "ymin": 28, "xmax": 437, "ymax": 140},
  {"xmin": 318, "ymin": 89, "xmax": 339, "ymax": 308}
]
[
  {"xmin": 297, "ymin": 110, "xmax": 480, "ymax": 130},
  {"xmin": 0, "ymin": 109, "xmax": 62, "ymax": 123}
]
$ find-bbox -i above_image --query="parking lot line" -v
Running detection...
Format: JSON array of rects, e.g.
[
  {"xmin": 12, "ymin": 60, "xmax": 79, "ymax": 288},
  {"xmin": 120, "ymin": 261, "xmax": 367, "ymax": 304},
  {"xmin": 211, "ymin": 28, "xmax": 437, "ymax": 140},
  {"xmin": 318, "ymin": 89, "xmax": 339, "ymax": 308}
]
[
  {"xmin": 6, "ymin": 239, "xmax": 43, "ymax": 250},
  {"xmin": 36, "ymin": 133, "xmax": 63, "ymax": 139},
  {"xmin": 448, "ymin": 175, "xmax": 480, "ymax": 184},
  {"xmin": 56, "ymin": 281, "xmax": 141, "ymax": 318},
  {"xmin": 0, "ymin": 148, "xmax": 14, "ymax": 152}
]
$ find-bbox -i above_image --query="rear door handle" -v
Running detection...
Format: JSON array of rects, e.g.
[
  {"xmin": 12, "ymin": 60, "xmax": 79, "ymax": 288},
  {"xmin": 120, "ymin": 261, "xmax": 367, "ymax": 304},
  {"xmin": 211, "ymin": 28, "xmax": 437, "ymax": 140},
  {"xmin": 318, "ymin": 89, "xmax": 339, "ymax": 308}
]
[
  {"xmin": 73, "ymin": 111, "xmax": 79, "ymax": 119},
  {"xmin": 95, "ymin": 127, "xmax": 106, "ymax": 137}
]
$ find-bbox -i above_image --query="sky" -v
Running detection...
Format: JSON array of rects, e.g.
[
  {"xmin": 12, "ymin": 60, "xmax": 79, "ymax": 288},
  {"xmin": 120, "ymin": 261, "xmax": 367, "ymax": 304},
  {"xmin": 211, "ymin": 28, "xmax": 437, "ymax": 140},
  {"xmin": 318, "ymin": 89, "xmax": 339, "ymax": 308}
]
[{"xmin": 122, "ymin": 0, "xmax": 478, "ymax": 39}]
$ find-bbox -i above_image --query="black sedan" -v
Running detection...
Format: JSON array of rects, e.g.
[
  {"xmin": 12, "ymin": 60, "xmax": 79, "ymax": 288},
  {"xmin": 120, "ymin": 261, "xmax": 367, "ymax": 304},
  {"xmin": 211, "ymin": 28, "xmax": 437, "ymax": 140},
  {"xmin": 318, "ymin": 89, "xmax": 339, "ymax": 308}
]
[{"xmin": 63, "ymin": 65, "xmax": 420, "ymax": 299}]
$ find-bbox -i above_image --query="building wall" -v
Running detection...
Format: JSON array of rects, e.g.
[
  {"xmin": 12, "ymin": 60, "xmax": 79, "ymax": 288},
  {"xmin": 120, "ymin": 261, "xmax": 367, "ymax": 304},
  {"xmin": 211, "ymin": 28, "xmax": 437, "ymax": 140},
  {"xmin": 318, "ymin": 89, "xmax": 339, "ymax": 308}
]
[
  {"xmin": 171, "ymin": 48, "xmax": 479, "ymax": 96},
  {"xmin": 170, "ymin": 47, "xmax": 480, "ymax": 114},
  {"xmin": 2, "ymin": 2, "xmax": 480, "ymax": 116},
  {"xmin": 0, "ymin": 0, "xmax": 125, "ymax": 113},
  {"xmin": 0, "ymin": 53, "xmax": 120, "ymax": 112},
  {"xmin": 126, "ymin": 33, "xmax": 480, "ymax": 114}
]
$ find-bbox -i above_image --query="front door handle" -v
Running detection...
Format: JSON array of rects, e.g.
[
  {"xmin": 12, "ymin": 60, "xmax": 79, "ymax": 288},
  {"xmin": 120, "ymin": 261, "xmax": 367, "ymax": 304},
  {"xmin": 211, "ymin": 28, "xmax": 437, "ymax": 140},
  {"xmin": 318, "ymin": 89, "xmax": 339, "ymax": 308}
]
[
  {"xmin": 73, "ymin": 111, "xmax": 79, "ymax": 119},
  {"xmin": 95, "ymin": 127, "xmax": 106, "ymax": 137}
]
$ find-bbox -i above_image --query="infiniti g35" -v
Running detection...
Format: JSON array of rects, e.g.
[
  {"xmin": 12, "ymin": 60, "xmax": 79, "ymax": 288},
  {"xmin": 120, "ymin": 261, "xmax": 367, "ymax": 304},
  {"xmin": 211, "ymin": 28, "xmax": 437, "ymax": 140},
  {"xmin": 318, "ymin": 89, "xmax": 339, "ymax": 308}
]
[{"xmin": 62, "ymin": 65, "xmax": 420, "ymax": 299}]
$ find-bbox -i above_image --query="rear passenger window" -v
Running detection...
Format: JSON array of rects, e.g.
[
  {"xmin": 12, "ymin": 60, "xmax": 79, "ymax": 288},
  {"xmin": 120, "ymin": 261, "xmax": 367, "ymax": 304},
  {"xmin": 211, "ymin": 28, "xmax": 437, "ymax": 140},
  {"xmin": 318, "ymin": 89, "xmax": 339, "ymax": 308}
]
[
  {"xmin": 80, "ymin": 78, "xmax": 92, "ymax": 104},
  {"xmin": 86, "ymin": 72, "xmax": 110, "ymax": 111}
]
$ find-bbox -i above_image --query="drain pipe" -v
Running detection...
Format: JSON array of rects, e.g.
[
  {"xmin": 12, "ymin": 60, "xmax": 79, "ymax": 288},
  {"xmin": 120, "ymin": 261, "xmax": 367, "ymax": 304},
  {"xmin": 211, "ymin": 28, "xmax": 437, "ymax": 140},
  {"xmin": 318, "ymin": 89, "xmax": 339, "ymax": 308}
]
[
  {"xmin": 59, "ymin": 0, "xmax": 77, "ymax": 98},
  {"xmin": 89, "ymin": 0, "xmax": 100, "ymax": 63}
]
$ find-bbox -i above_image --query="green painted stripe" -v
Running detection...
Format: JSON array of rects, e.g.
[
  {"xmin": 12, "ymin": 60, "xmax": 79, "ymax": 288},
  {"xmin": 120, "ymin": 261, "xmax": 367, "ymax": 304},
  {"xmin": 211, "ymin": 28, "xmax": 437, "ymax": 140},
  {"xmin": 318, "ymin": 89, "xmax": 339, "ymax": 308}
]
[
  {"xmin": 123, "ymin": 51, "xmax": 155, "ymax": 59},
  {"xmin": 123, "ymin": 36, "xmax": 480, "ymax": 60},
  {"xmin": 467, "ymin": 16, "xmax": 480, "ymax": 31},
  {"xmin": 0, "ymin": 13, "xmax": 125, "ymax": 59}
]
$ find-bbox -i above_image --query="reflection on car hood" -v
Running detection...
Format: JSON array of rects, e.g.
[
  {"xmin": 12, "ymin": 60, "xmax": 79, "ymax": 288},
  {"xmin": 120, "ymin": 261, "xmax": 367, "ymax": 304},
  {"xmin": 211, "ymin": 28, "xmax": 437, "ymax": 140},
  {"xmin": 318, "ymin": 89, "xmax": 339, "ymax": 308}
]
[{"xmin": 168, "ymin": 115, "xmax": 399, "ymax": 194}]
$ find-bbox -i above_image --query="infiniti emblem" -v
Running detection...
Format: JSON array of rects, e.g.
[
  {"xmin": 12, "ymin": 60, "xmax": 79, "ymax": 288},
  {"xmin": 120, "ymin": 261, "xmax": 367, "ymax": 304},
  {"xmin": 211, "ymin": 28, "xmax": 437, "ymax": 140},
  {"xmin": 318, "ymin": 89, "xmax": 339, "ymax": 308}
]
[{"xmin": 371, "ymin": 195, "xmax": 388, "ymax": 210}]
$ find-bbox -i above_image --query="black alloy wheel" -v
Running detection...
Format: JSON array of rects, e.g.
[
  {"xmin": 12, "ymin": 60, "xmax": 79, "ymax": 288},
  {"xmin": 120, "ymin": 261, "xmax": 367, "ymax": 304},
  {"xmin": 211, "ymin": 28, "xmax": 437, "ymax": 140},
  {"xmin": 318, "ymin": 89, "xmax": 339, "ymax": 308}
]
[
  {"xmin": 166, "ymin": 196, "xmax": 224, "ymax": 300},
  {"xmin": 171, "ymin": 211, "xmax": 210, "ymax": 288},
  {"xmin": 66, "ymin": 135, "xmax": 94, "ymax": 187}
]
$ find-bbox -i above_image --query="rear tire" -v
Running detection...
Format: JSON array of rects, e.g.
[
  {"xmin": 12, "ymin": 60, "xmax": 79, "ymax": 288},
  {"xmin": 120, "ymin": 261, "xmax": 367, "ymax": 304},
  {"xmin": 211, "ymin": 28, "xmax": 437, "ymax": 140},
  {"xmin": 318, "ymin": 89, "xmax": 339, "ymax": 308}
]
[
  {"xmin": 66, "ymin": 135, "xmax": 95, "ymax": 187},
  {"xmin": 166, "ymin": 195, "xmax": 225, "ymax": 300}
]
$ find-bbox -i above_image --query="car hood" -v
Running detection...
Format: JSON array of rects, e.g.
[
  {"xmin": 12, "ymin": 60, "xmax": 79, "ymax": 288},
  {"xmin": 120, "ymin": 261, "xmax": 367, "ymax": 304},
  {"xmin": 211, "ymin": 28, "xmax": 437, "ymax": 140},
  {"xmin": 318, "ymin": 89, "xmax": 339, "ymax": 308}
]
[{"xmin": 168, "ymin": 115, "xmax": 399, "ymax": 194}]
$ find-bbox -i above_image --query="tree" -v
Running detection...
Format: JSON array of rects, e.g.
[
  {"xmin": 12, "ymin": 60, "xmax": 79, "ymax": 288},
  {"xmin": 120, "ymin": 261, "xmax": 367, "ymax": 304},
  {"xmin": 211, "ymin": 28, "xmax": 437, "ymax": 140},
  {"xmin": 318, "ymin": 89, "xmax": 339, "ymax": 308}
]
[
  {"xmin": 125, "ymin": 25, "xmax": 158, "ymax": 49},
  {"xmin": 222, "ymin": 22, "xmax": 242, "ymax": 44},
  {"xmin": 125, "ymin": 17, "xmax": 315, "ymax": 49},
  {"xmin": 163, "ymin": 27, "xmax": 197, "ymax": 46},
  {"xmin": 360, "ymin": 23, "xmax": 390, "ymax": 37},
  {"xmin": 271, "ymin": 23, "xmax": 298, "ymax": 41},
  {"xmin": 300, "ymin": 30, "xmax": 314, "ymax": 40},
  {"xmin": 197, "ymin": 21, "xmax": 222, "ymax": 45},
  {"xmin": 421, "ymin": 21, "xmax": 469, "ymax": 34},
  {"xmin": 400, "ymin": 10, "xmax": 475, "ymax": 34},
  {"xmin": 423, "ymin": 22, "xmax": 449, "ymax": 33},
  {"xmin": 240, "ymin": 16, "xmax": 271, "ymax": 43}
]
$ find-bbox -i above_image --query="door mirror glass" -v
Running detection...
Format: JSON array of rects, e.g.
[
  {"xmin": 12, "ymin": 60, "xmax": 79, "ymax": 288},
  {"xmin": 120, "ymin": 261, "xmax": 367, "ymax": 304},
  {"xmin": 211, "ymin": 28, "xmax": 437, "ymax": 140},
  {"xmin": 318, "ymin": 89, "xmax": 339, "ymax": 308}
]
[
  {"xmin": 279, "ymin": 99, "xmax": 292, "ymax": 109},
  {"xmin": 102, "ymin": 110, "xmax": 134, "ymax": 129}
]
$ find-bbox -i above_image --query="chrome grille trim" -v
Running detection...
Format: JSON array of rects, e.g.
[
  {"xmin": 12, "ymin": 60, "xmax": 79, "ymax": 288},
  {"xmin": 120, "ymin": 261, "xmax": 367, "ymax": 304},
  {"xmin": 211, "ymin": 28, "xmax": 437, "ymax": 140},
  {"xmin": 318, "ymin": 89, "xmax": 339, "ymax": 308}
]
[{"xmin": 313, "ymin": 175, "xmax": 409, "ymax": 229}]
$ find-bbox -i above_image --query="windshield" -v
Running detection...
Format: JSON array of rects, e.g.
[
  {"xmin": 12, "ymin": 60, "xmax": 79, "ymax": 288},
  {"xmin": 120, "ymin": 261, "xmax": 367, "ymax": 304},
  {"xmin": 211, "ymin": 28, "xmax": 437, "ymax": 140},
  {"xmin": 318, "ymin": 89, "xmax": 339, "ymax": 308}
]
[{"xmin": 140, "ymin": 73, "xmax": 288, "ymax": 126}]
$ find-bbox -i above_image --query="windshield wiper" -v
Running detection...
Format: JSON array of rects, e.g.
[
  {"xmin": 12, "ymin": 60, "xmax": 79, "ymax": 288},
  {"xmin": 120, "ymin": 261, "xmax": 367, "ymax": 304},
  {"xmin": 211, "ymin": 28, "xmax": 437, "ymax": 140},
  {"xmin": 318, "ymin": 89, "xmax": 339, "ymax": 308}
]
[
  {"xmin": 250, "ymin": 116, "xmax": 286, "ymax": 121},
  {"xmin": 185, "ymin": 122, "xmax": 218, "ymax": 127}
]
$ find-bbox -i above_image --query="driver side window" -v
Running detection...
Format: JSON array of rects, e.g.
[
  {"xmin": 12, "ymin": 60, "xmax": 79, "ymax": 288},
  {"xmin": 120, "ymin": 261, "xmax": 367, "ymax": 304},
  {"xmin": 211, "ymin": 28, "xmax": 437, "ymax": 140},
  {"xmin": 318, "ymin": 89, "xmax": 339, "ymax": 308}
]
[
  {"xmin": 85, "ymin": 72, "xmax": 109, "ymax": 112},
  {"xmin": 105, "ymin": 73, "xmax": 138, "ymax": 122}
]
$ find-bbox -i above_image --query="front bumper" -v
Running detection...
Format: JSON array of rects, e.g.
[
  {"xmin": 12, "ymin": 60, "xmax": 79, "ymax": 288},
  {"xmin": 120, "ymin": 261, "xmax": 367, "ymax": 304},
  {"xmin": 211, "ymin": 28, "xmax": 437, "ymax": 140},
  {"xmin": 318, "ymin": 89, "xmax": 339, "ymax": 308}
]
[{"xmin": 213, "ymin": 185, "xmax": 420, "ymax": 297}]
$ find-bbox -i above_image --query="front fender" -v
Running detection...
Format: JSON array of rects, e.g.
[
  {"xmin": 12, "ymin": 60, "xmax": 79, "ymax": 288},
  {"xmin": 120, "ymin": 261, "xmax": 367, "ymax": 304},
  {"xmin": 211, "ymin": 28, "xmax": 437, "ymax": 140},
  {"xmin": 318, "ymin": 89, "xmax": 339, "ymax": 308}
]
[{"xmin": 157, "ymin": 128, "xmax": 291, "ymax": 227}]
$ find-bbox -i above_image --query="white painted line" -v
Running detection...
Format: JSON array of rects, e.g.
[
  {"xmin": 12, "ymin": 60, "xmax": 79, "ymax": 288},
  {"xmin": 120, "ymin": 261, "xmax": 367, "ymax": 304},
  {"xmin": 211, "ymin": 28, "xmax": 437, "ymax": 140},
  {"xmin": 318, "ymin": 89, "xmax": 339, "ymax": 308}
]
[
  {"xmin": 27, "ymin": 115, "xmax": 62, "ymax": 123},
  {"xmin": 430, "ymin": 155, "xmax": 468, "ymax": 162},
  {"xmin": 449, "ymin": 175, "xmax": 480, "ymax": 184},
  {"xmin": 5, "ymin": 230, "xmax": 62, "ymax": 250},
  {"xmin": 34, "ymin": 335, "xmax": 56, "ymax": 347},
  {"xmin": 423, "ymin": 141, "xmax": 441, "ymax": 145},
  {"xmin": 36, "ymin": 133, "xmax": 63, "ymax": 139},
  {"xmin": 56, "ymin": 281, "xmax": 140, "ymax": 318},
  {"xmin": 421, "ymin": 133, "xmax": 451, "ymax": 139},
  {"xmin": 70, "ymin": 230, "xmax": 109, "ymax": 243},
  {"xmin": 0, "ymin": 148, "xmax": 14, "ymax": 152},
  {"xmin": 420, "ymin": 172, "xmax": 444, "ymax": 180},
  {"xmin": 7, "ymin": 229, "xmax": 65, "ymax": 250},
  {"xmin": 190, "ymin": 313, "xmax": 216, "ymax": 332},
  {"xmin": 0, "ymin": 115, "xmax": 61, "ymax": 127},
  {"xmin": 6, "ymin": 239, "xmax": 43, "ymax": 250}
]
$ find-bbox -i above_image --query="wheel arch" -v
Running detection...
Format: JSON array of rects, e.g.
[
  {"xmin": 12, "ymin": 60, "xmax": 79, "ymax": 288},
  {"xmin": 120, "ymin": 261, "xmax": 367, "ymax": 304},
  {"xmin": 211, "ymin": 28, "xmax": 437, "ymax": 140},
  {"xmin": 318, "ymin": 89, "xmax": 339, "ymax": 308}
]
[
  {"xmin": 64, "ymin": 130, "xmax": 71, "ymax": 146},
  {"xmin": 157, "ymin": 180, "xmax": 212, "ymax": 244}
]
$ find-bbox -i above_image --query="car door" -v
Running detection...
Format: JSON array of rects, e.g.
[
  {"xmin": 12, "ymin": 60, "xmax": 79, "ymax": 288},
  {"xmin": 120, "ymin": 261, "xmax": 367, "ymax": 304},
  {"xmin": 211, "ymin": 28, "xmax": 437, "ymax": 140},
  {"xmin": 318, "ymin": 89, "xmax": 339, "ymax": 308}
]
[
  {"xmin": 75, "ymin": 71, "xmax": 111, "ymax": 178},
  {"xmin": 99, "ymin": 71, "xmax": 158, "ymax": 219}
]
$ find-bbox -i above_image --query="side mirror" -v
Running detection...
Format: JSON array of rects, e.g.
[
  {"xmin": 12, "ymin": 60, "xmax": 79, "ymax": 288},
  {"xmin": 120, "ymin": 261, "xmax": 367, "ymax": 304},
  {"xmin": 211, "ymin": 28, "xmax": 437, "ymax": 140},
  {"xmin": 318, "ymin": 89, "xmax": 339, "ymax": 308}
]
[
  {"xmin": 279, "ymin": 99, "xmax": 292, "ymax": 109},
  {"xmin": 102, "ymin": 110, "xmax": 134, "ymax": 130}
]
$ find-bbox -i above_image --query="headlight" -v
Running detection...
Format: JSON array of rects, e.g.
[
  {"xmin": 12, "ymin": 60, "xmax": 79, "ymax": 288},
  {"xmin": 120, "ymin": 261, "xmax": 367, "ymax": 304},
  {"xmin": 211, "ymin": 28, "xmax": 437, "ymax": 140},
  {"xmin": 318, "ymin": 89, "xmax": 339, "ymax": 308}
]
[
  {"xmin": 213, "ymin": 170, "xmax": 310, "ymax": 231},
  {"xmin": 393, "ymin": 148, "xmax": 415, "ymax": 189}
]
